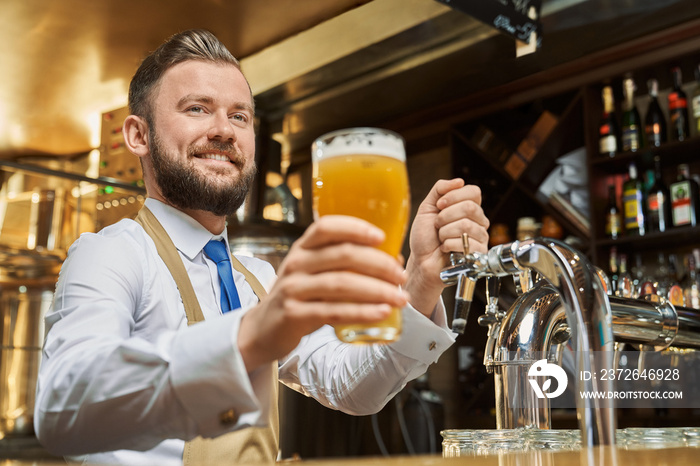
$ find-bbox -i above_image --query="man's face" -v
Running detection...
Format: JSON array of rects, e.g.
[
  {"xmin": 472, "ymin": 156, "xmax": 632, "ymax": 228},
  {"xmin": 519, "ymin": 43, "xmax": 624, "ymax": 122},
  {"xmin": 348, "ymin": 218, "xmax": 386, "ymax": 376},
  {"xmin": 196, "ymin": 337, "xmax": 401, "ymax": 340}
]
[{"xmin": 146, "ymin": 60, "xmax": 257, "ymax": 216}]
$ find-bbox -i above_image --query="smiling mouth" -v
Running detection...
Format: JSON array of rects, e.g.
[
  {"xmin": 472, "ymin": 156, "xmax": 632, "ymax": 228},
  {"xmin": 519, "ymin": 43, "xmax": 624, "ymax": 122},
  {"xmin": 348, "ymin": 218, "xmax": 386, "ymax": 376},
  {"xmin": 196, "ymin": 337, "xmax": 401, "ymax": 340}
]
[
  {"xmin": 198, "ymin": 152, "xmax": 232, "ymax": 163},
  {"xmin": 190, "ymin": 142, "xmax": 244, "ymax": 166}
]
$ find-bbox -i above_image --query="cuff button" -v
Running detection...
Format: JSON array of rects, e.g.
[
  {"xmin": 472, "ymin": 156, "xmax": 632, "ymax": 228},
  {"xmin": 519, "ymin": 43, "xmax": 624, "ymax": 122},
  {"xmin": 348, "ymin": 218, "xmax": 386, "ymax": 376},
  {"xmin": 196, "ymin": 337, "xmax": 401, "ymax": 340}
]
[{"xmin": 219, "ymin": 408, "xmax": 238, "ymax": 425}]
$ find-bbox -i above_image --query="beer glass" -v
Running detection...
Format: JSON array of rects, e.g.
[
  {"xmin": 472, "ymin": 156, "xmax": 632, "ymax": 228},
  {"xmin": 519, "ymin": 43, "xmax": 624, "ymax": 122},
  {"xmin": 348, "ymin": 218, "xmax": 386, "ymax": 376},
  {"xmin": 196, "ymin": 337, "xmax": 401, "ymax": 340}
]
[{"xmin": 311, "ymin": 128, "xmax": 410, "ymax": 344}]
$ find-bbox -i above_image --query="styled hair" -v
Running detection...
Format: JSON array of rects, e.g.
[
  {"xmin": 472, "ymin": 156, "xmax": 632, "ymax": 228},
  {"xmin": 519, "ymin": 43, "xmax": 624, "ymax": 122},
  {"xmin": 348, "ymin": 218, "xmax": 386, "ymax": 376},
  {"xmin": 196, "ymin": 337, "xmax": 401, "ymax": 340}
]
[{"xmin": 128, "ymin": 29, "xmax": 243, "ymax": 123}]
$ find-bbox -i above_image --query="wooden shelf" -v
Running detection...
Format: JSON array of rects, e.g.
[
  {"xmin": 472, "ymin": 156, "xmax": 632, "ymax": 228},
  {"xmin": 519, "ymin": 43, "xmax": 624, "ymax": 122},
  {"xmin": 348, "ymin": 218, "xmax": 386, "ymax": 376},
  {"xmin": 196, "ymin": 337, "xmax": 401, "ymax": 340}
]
[
  {"xmin": 590, "ymin": 136, "xmax": 700, "ymax": 173},
  {"xmin": 596, "ymin": 225, "xmax": 700, "ymax": 252}
]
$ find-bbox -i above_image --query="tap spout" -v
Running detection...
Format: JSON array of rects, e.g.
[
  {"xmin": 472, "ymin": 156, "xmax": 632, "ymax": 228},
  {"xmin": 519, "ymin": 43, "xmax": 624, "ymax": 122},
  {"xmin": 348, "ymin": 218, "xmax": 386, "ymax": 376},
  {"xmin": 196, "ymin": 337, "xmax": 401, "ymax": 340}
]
[
  {"xmin": 448, "ymin": 233, "xmax": 481, "ymax": 334},
  {"xmin": 451, "ymin": 275, "xmax": 476, "ymax": 334}
]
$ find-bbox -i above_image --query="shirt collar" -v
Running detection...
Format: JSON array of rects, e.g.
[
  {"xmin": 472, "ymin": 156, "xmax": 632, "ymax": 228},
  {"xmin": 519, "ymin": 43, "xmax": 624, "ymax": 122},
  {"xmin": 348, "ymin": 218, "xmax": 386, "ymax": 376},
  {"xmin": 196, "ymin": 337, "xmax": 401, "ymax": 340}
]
[{"xmin": 143, "ymin": 198, "xmax": 229, "ymax": 261}]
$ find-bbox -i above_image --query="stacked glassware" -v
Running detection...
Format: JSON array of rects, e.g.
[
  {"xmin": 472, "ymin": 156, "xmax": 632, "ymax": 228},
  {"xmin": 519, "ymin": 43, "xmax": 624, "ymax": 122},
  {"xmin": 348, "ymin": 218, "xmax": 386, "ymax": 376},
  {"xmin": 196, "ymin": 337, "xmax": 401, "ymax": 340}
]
[{"xmin": 442, "ymin": 427, "xmax": 700, "ymax": 457}]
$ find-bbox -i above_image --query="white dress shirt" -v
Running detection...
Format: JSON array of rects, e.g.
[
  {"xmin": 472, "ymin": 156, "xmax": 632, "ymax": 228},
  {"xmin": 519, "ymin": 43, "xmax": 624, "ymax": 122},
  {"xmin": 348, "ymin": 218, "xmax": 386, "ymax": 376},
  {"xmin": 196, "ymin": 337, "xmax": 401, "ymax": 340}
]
[{"xmin": 35, "ymin": 198, "xmax": 455, "ymax": 465}]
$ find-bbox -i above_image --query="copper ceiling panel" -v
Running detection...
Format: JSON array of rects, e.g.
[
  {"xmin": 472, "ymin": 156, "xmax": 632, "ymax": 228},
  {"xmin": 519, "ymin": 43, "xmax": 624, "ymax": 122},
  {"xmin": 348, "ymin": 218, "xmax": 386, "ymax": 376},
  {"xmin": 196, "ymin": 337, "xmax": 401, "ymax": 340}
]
[{"xmin": 0, "ymin": 0, "xmax": 371, "ymax": 157}]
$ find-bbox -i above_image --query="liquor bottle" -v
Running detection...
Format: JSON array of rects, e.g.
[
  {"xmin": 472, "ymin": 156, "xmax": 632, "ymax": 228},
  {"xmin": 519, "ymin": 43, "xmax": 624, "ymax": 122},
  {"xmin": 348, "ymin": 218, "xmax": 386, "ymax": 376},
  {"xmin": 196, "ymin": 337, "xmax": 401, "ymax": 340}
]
[
  {"xmin": 668, "ymin": 253, "xmax": 685, "ymax": 305},
  {"xmin": 645, "ymin": 79, "xmax": 667, "ymax": 147},
  {"xmin": 668, "ymin": 67, "xmax": 690, "ymax": 142},
  {"xmin": 622, "ymin": 162, "xmax": 646, "ymax": 236},
  {"xmin": 604, "ymin": 184, "xmax": 623, "ymax": 239},
  {"xmin": 682, "ymin": 251, "xmax": 700, "ymax": 309},
  {"xmin": 692, "ymin": 64, "xmax": 700, "ymax": 135},
  {"xmin": 668, "ymin": 253, "xmax": 681, "ymax": 283},
  {"xmin": 670, "ymin": 163, "xmax": 700, "ymax": 227},
  {"xmin": 654, "ymin": 252, "xmax": 672, "ymax": 300},
  {"xmin": 608, "ymin": 246, "xmax": 620, "ymax": 295},
  {"xmin": 646, "ymin": 156, "xmax": 671, "ymax": 233},
  {"xmin": 617, "ymin": 253, "xmax": 634, "ymax": 298},
  {"xmin": 633, "ymin": 253, "xmax": 652, "ymax": 298},
  {"xmin": 540, "ymin": 215, "xmax": 563, "ymax": 240},
  {"xmin": 599, "ymin": 86, "xmax": 619, "ymax": 157},
  {"xmin": 621, "ymin": 77, "xmax": 643, "ymax": 152}
]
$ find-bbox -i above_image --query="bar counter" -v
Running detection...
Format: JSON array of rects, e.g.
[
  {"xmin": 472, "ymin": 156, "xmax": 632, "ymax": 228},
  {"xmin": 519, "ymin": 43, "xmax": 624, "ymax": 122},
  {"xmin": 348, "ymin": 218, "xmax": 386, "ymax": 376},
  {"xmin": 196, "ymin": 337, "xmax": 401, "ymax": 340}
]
[{"xmin": 1, "ymin": 446, "xmax": 698, "ymax": 466}]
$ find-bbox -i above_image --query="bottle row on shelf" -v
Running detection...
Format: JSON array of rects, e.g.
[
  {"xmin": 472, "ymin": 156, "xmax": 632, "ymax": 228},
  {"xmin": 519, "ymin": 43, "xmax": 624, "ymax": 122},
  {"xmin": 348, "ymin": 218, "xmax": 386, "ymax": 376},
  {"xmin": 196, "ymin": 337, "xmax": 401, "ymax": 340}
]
[
  {"xmin": 606, "ymin": 247, "xmax": 700, "ymax": 309},
  {"xmin": 489, "ymin": 215, "xmax": 566, "ymax": 248},
  {"xmin": 599, "ymin": 65, "xmax": 700, "ymax": 157},
  {"xmin": 605, "ymin": 157, "xmax": 699, "ymax": 238}
]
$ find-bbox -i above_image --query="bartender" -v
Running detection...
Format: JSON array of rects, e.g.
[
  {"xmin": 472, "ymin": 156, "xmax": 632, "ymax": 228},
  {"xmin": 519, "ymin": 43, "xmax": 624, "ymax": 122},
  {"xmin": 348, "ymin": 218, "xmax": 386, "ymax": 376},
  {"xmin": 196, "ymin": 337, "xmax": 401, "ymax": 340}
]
[{"xmin": 34, "ymin": 29, "xmax": 490, "ymax": 465}]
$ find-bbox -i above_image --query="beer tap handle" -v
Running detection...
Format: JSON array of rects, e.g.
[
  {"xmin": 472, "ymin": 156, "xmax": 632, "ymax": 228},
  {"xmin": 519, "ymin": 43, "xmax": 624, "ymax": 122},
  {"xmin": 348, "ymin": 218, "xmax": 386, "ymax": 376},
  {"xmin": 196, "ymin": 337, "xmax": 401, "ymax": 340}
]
[
  {"xmin": 451, "ymin": 234, "xmax": 477, "ymax": 334},
  {"xmin": 485, "ymin": 276, "xmax": 501, "ymax": 313},
  {"xmin": 479, "ymin": 276, "xmax": 503, "ymax": 372},
  {"xmin": 513, "ymin": 269, "xmax": 533, "ymax": 295}
]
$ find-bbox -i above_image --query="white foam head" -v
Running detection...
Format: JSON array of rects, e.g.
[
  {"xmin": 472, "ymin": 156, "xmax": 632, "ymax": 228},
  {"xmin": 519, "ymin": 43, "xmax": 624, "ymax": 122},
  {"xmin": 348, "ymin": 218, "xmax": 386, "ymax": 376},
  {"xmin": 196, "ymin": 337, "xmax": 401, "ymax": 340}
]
[{"xmin": 312, "ymin": 127, "xmax": 405, "ymax": 161}]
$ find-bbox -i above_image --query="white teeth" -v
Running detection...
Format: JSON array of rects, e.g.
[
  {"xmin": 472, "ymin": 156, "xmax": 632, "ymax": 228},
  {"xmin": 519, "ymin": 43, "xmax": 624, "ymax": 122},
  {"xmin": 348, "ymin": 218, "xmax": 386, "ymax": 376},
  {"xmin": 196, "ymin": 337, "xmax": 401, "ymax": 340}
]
[{"xmin": 200, "ymin": 153, "xmax": 229, "ymax": 162}]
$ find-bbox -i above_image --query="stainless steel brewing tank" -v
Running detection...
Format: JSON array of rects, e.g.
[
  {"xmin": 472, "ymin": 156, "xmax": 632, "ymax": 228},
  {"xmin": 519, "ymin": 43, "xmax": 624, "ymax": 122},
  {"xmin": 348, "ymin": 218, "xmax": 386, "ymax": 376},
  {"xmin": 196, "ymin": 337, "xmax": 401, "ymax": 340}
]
[{"xmin": 0, "ymin": 246, "xmax": 62, "ymax": 437}]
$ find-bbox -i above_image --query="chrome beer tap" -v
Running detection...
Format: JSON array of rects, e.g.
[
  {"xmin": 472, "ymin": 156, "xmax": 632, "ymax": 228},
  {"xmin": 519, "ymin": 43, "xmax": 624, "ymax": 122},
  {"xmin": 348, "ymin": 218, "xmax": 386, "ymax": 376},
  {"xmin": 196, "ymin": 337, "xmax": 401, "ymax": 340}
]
[
  {"xmin": 440, "ymin": 238, "xmax": 617, "ymax": 447},
  {"xmin": 441, "ymin": 237, "xmax": 700, "ymax": 452}
]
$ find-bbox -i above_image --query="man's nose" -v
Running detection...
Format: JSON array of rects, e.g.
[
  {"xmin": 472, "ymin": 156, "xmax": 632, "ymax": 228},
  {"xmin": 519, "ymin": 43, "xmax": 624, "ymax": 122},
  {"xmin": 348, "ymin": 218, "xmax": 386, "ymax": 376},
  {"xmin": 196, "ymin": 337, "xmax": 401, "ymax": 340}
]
[{"xmin": 207, "ymin": 111, "xmax": 237, "ymax": 142}]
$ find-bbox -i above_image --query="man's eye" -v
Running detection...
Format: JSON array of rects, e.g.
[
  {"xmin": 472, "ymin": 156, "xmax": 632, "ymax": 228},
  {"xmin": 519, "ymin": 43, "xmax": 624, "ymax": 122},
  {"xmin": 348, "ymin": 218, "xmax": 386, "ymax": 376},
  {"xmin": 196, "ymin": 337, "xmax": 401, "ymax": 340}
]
[
  {"xmin": 231, "ymin": 114, "xmax": 247, "ymax": 122},
  {"xmin": 188, "ymin": 106, "xmax": 204, "ymax": 113}
]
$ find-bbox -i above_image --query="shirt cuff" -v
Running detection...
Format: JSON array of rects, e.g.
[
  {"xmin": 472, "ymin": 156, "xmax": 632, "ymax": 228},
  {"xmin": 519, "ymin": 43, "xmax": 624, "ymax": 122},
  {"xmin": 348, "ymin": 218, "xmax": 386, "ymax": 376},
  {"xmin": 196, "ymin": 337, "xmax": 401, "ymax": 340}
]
[
  {"xmin": 169, "ymin": 310, "xmax": 270, "ymax": 438},
  {"xmin": 389, "ymin": 297, "xmax": 456, "ymax": 365}
]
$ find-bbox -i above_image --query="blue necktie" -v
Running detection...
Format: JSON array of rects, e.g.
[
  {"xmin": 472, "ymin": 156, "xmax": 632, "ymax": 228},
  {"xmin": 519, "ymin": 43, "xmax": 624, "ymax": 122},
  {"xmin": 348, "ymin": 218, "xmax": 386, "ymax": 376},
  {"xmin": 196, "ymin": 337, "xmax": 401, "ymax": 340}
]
[{"xmin": 203, "ymin": 239, "xmax": 242, "ymax": 313}]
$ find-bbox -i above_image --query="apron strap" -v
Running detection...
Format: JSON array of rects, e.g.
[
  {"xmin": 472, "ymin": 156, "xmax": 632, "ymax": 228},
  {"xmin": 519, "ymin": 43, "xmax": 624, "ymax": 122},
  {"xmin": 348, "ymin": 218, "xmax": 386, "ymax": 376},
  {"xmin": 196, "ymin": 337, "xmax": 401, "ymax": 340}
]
[{"xmin": 134, "ymin": 207, "xmax": 205, "ymax": 324}]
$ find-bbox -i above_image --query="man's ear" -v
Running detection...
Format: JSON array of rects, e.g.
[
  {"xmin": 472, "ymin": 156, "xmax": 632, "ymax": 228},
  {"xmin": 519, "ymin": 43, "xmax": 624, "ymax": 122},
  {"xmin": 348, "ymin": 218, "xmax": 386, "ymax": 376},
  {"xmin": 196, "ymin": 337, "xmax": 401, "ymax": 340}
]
[{"xmin": 123, "ymin": 115, "xmax": 150, "ymax": 158}]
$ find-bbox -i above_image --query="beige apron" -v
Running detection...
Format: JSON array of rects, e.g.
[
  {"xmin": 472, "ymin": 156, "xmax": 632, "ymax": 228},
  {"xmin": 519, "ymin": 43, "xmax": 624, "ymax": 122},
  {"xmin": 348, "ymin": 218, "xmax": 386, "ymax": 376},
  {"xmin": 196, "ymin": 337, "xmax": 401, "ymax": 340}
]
[{"xmin": 135, "ymin": 207, "xmax": 279, "ymax": 465}]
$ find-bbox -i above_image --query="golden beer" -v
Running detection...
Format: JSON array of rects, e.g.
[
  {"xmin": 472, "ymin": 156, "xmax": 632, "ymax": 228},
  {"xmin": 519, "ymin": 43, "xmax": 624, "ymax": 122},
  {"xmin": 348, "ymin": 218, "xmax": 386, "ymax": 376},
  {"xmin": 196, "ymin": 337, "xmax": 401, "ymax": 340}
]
[{"xmin": 312, "ymin": 128, "xmax": 410, "ymax": 344}]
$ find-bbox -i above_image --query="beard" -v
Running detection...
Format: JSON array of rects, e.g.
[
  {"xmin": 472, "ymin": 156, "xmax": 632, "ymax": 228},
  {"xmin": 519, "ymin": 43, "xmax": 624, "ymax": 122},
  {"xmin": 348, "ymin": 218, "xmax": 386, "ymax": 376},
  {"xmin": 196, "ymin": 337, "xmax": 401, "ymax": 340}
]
[{"xmin": 148, "ymin": 130, "xmax": 257, "ymax": 217}]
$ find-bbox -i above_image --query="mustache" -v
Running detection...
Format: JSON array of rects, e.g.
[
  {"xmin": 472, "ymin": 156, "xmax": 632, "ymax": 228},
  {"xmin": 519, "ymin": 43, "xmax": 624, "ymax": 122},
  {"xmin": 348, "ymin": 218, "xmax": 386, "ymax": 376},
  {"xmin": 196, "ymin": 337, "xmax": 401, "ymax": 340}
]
[{"xmin": 188, "ymin": 141, "xmax": 244, "ymax": 163}]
